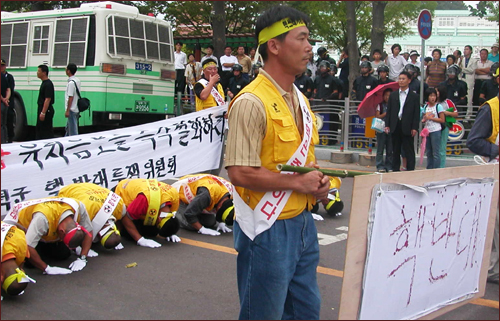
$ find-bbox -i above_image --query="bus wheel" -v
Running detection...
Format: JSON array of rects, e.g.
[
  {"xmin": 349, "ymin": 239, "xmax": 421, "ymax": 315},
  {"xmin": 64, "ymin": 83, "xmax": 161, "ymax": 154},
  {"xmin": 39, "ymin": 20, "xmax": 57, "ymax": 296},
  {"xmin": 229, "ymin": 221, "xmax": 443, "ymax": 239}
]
[{"xmin": 13, "ymin": 94, "xmax": 28, "ymax": 141}]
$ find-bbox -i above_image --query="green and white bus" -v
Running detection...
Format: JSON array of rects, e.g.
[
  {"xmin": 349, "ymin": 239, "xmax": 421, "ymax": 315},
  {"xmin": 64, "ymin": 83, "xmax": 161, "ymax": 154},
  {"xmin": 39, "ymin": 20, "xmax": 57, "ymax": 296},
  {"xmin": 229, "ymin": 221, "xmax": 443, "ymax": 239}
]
[{"xmin": 1, "ymin": 1, "xmax": 177, "ymax": 140}]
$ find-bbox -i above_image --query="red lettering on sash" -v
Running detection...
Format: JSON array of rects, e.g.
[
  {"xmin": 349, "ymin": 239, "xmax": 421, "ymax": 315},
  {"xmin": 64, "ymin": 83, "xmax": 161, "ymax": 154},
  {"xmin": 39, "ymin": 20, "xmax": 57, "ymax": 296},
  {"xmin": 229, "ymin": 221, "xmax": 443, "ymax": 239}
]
[{"xmin": 290, "ymin": 157, "xmax": 301, "ymax": 166}]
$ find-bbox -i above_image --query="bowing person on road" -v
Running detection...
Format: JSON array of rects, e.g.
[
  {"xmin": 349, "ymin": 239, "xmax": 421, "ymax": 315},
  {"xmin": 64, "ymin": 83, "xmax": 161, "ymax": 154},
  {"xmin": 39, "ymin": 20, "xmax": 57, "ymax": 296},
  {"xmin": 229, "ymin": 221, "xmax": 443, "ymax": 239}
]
[
  {"xmin": 172, "ymin": 174, "xmax": 235, "ymax": 236},
  {"xmin": 114, "ymin": 178, "xmax": 181, "ymax": 248},
  {"xmin": 3, "ymin": 197, "xmax": 94, "ymax": 275}
]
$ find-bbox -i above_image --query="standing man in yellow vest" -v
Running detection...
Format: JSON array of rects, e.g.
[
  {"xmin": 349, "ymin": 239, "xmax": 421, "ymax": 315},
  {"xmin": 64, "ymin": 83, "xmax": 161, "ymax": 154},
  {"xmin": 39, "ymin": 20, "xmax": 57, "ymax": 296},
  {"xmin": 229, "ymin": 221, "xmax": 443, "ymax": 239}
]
[
  {"xmin": 172, "ymin": 174, "xmax": 234, "ymax": 236},
  {"xmin": 194, "ymin": 57, "xmax": 225, "ymax": 112},
  {"xmin": 3, "ymin": 197, "xmax": 94, "ymax": 275},
  {"xmin": 1, "ymin": 221, "xmax": 36, "ymax": 299},
  {"xmin": 467, "ymin": 67, "xmax": 499, "ymax": 284},
  {"xmin": 58, "ymin": 183, "xmax": 126, "ymax": 251},
  {"xmin": 114, "ymin": 178, "xmax": 181, "ymax": 248},
  {"xmin": 225, "ymin": 6, "xmax": 329, "ymax": 320}
]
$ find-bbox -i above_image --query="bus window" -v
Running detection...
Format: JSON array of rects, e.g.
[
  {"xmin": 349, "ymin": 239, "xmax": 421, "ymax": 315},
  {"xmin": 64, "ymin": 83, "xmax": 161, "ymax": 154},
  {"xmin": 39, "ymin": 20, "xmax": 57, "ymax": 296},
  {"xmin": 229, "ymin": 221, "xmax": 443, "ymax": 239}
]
[
  {"xmin": 1, "ymin": 22, "xmax": 29, "ymax": 67},
  {"xmin": 53, "ymin": 17, "xmax": 90, "ymax": 67}
]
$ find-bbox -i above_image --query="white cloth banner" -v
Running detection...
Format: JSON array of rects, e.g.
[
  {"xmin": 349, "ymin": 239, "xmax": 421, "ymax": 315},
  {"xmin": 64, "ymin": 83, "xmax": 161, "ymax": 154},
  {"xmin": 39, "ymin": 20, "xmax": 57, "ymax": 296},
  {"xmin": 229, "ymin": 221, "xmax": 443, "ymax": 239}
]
[
  {"xmin": 0, "ymin": 106, "xmax": 227, "ymax": 218},
  {"xmin": 359, "ymin": 178, "xmax": 495, "ymax": 320}
]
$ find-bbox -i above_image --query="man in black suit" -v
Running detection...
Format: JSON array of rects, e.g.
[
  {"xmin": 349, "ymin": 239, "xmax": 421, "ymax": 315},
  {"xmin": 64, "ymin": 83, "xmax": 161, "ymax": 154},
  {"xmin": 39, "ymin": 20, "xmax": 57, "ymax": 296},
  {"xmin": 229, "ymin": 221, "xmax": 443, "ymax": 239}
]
[{"xmin": 384, "ymin": 71, "xmax": 420, "ymax": 171}]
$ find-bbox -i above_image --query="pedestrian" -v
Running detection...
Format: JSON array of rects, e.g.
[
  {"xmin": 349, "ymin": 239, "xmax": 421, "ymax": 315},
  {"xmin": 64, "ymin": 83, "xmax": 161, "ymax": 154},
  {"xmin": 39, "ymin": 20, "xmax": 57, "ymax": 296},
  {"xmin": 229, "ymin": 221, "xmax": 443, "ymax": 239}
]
[
  {"xmin": 384, "ymin": 71, "xmax": 420, "ymax": 171},
  {"xmin": 219, "ymin": 45, "xmax": 238, "ymax": 92},
  {"xmin": 453, "ymin": 49, "xmax": 463, "ymax": 67},
  {"xmin": 352, "ymin": 61, "xmax": 378, "ymax": 101},
  {"xmin": 172, "ymin": 174, "xmax": 234, "ymax": 236},
  {"xmin": 421, "ymin": 87, "xmax": 445, "ymax": 169},
  {"xmin": 64, "ymin": 63, "xmax": 81, "ymax": 136},
  {"xmin": 446, "ymin": 54, "xmax": 456, "ymax": 67},
  {"xmin": 313, "ymin": 60, "xmax": 340, "ymax": 145},
  {"xmin": 377, "ymin": 64, "xmax": 393, "ymax": 85},
  {"xmin": 1, "ymin": 58, "xmax": 15, "ymax": 143},
  {"xmin": 436, "ymin": 84, "xmax": 459, "ymax": 168},
  {"xmin": 459, "ymin": 45, "xmax": 476, "ymax": 111},
  {"xmin": 194, "ymin": 57, "xmax": 225, "ymax": 111},
  {"xmin": 58, "ymin": 183, "xmax": 127, "ymax": 251},
  {"xmin": 294, "ymin": 71, "xmax": 314, "ymax": 99},
  {"xmin": 174, "ymin": 41, "xmax": 187, "ymax": 97},
  {"xmin": 385, "ymin": 43, "xmax": 408, "ymax": 81},
  {"xmin": 316, "ymin": 47, "xmax": 336, "ymax": 78},
  {"xmin": 227, "ymin": 64, "xmax": 250, "ymax": 100},
  {"xmin": 488, "ymin": 43, "xmax": 499, "ymax": 63},
  {"xmin": 408, "ymin": 50, "xmax": 421, "ymax": 70},
  {"xmin": 330, "ymin": 64, "xmax": 344, "ymax": 99},
  {"xmin": 1, "ymin": 221, "xmax": 36, "ymax": 298},
  {"xmin": 250, "ymin": 62, "xmax": 262, "ymax": 81},
  {"xmin": 226, "ymin": 5, "xmax": 330, "ymax": 319},
  {"xmin": 426, "ymin": 49, "xmax": 447, "ymax": 88},
  {"xmin": 3, "ymin": 197, "xmax": 94, "ymax": 275},
  {"xmin": 479, "ymin": 62, "xmax": 499, "ymax": 105},
  {"xmin": 371, "ymin": 49, "xmax": 384, "ymax": 78},
  {"xmin": 402, "ymin": 51, "xmax": 410, "ymax": 62},
  {"xmin": 306, "ymin": 52, "xmax": 317, "ymax": 81},
  {"xmin": 201, "ymin": 45, "xmax": 219, "ymax": 66},
  {"xmin": 466, "ymin": 67, "xmax": 499, "ymax": 285},
  {"xmin": 406, "ymin": 64, "xmax": 428, "ymax": 95},
  {"xmin": 236, "ymin": 46, "xmax": 252, "ymax": 82},
  {"xmin": 36, "ymin": 64, "xmax": 55, "ymax": 140},
  {"xmin": 375, "ymin": 88, "xmax": 393, "ymax": 172},
  {"xmin": 185, "ymin": 53, "xmax": 202, "ymax": 107},
  {"xmin": 438, "ymin": 64, "xmax": 468, "ymax": 108},
  {"xmin": 1, "ymin": 58, "xmax": 11, "ymax": 143},
  {"xmin": 114, "ymin": 178, "xmax": 181, "ymax": 247},
  {"xmin": 473, "ymin": 48, "xmax": 494, "ymax": 107},
  {"xmin": 337, "ymin": 47, "xmax": 350, "ymax": 98},
  {"xmin": 249, "ymin": 47, "xmax": 256, "ymax": 62}
]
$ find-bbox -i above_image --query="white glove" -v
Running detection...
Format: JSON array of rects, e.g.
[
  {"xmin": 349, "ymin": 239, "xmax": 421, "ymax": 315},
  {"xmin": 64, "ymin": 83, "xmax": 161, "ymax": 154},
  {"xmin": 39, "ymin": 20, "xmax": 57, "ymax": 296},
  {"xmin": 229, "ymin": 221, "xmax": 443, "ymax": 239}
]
[
  {"xmin": 215, "ymin": 222, "xmax": 232, "ymax": 233},
  {"xmin": 75, "ymin": 247, "xmax": 98, "ymax": 258},
  {"xmin": 311, "ymin": 213, "xmax": 324, "ymax": 221},
  {"xmin": 69, "ymin": 257, "xmax": 87, "ymax": 271},
  {"xmin": 166, "ymin": 234, "xmax": 181, "ymax": 242},
  {"xmin": 198, "ymin": 226, "xmax": 220, "ymax": 236},
  {"xmin": 137, "ymin": 237, "xmax": 161, "ymax": 248},
  {"xmin": 43, "ymin": 265, "xmax": 73, "ymax": 275},
  {"xmin": 114, "ymin": 243, "xmax": 124, "ymax": 250}
]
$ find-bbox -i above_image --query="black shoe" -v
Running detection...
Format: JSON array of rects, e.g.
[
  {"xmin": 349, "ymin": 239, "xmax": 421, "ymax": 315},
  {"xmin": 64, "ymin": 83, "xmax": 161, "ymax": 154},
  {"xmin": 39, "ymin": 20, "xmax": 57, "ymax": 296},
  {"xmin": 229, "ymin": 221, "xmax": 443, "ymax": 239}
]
[{"xmin": 487, "ymin": 277, "xmax": 499, "ymax": 284}]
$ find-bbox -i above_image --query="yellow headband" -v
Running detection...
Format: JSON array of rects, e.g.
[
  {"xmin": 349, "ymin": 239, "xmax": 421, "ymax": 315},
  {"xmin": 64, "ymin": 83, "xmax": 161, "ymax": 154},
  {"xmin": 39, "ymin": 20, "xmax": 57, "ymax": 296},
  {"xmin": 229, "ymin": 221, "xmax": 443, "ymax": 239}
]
[
  {"xmin": 221, "ymin": 205, "xmax": 234, "ymax": 223},
  {"xmin": 2, "ymin": 268, "xmax": 35, "ymax": 292},
  {"xmin": 203, "ymin": 62, "xmax": 217, "ymax": 69},
  {"xmin": 158, "ymin": 212, "xmax": 174, "ymax": 229},
  {"xmin": 100, "ymin": 225, "xmax": 120, "ymax": 247},
  {"xmin": 258, "ymin": 18, "xmax": 306, "ymax": 45}
]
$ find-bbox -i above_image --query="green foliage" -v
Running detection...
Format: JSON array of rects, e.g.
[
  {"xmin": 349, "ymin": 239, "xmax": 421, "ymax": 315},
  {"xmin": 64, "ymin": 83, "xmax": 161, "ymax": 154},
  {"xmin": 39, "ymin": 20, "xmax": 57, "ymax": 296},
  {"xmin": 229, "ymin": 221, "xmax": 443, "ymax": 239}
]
[
  {"xmin": 468, "ymin": 1, "xmax": 499, "ymax": 24},
  {"xmin": 436, "ymin": 1, "xmax": 468, "ymax": 10}
]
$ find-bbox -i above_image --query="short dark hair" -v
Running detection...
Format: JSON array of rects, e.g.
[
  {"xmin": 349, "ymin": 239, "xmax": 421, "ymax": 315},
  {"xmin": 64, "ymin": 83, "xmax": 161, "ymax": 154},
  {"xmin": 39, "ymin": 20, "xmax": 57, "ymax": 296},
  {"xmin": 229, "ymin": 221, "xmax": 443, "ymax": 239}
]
[
  {"xmin": 424, "ymin": 87, "xmax": 437, "ymax": 102},
  {"xmin": 480, "ymin": 48, "xmax": 489, "ymax": 55},
  {"xmin": 237, "ymin": 45, "xmax": 245, "ymax": 51},
  {"xmin": 38, "ymin": 64, "xmax": 49, "ymax": 76},
  {"xmin": 175, "ymin": 41, "xmax": 183, "ymax": 46},
  {"xmin": 361, "ymin": 54, "xmax": 370, "ymax": 61},
  {"xmin": 399, "ymin": 70, "xmax": 412, "ymax": 80},
  {"xmin": 391, "ymin": 43, "xmax": 402, "ymax": 53},
  {"xmin": 66, "ymin": 63, "xmax": 77, "ymax": 75},
  {"xmin": 188, "ymin": 53, "xmax": 195, "ymax": 60},
  {"xmin": 464, "ymin": 45, "xmax": 473, "ymax": 52},
  {"xmin": 424, "ymin": 57, "xmax": 433, "ymax": 63},
  {"xmin": 207, "ymin": 45, "xmax": 214, "ymax": 50},
  {"xmin": 255, "ymin": 5, "xmax": 310, "ymax": 62},
  {"xmin": 372, "ymin": 49, "xmax": 381, "ymax": 55},
  {"xmin": 225, "ymin": 45, "xmax": 232, "ymax": 50},
  {"xmin": 455, "ymin": 49, "xmax": 462, "ymax": 56},
  {"xmin": 436, "ymin": 84, "xmax": 448, "ymax": 103},
  {"xmin": 383, "ymin": 88, "xmax": 393, "ymax": 95},
  {"xmin": 446, "ymin": 54, "xmax": 456, "ymax": 63},
  {"xmin": 432, "ymin": 48, "xmax": 442, "ymax": 58},
  {"xmin": 342, "ymin": 48, "xmax": 348, "ymax": 56}
]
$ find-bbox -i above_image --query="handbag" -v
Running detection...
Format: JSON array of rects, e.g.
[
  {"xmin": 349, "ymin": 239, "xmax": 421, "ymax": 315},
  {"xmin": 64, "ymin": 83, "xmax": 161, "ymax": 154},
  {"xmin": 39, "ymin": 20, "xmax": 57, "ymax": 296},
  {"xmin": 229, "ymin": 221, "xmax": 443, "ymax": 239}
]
[
  {"xmin": 71, "ymin": 80, "xmax": 90, "ymax": 114},
  {"xmin": 371, "ymin": 117, "xmax": 385, "ymax": 133}
]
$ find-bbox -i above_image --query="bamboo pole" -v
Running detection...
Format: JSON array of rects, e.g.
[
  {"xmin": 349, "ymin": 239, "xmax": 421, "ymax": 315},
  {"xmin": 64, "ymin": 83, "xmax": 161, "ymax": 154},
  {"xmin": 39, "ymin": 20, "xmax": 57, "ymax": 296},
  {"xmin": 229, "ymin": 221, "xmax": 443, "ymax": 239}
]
[{"xmin": 276, "ymin": 164, "xmax": 371, "ymax": 178}]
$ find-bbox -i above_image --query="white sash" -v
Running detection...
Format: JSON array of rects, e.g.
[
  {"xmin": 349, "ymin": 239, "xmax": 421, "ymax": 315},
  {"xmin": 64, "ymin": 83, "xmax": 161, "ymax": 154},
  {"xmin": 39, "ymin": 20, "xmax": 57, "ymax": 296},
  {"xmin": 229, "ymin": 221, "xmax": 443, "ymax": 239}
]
[
  {"xmin": 1, "ymin": 222, "xmax": 15, "ymax": 256},
  {"xmin": 3, "ymin": 198, "xmax": 80, "ymax": 225},
  {"xmin": 198, "ymin": 78, "xmax": 226, "ymax": 106},
  {"xmin": 91, "ymin": 191, "xmax": 121, "ymax": 241},
  {"xmin": 172, "ymin": 174, "xmax": 233, "ymax": 204},
  {"xmin": 233, "ymin": 85, "xmax": 314, "ymax": 240}
]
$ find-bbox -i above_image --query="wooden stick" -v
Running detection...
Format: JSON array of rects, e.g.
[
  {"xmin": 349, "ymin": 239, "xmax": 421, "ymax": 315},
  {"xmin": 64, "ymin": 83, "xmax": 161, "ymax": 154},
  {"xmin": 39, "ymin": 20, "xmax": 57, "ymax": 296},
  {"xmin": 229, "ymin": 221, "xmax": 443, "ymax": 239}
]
[{"xmin": 276, "ymin": 164, "xmax": 371, "ymax": 178}]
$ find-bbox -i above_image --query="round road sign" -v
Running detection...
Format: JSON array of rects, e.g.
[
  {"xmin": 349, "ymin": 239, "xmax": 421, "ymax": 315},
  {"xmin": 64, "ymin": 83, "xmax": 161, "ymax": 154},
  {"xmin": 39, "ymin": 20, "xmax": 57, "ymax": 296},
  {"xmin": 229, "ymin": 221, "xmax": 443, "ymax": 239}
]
[{"xmin": 418, "ymin": 9, "xmax": 432, "ymax": 40}]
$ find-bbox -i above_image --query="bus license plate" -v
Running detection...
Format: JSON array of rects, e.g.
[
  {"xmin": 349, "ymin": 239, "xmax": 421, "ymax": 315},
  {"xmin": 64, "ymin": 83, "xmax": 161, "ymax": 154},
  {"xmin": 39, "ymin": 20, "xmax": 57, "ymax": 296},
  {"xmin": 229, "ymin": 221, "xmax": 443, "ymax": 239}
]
[
  {"xmin": 135, "ymin": 63, "xmax": 152, "ymax": 71},
  {"xmin": 135, "ymin": 100, "xmax": 150, "ymax": 112}
]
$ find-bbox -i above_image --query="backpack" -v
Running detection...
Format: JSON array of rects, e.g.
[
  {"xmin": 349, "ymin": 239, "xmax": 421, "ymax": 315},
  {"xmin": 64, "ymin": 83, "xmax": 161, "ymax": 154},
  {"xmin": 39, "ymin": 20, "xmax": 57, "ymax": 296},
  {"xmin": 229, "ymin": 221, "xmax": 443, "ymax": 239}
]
[{"xmin": 71, "ymin": 80, "xmax": 90, "ymax": 114}]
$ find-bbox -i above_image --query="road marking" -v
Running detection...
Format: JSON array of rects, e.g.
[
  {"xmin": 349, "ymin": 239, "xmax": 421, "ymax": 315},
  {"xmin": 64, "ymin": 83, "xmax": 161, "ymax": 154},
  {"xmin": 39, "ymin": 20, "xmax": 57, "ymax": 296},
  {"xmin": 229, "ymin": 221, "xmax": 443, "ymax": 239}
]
[
  {"xmin": 179, "ymin": 237, "xmax": 499, "ymax": 310},
  {"xmin": 317, "ymin": 233, "xmax": 347, "ymax": 245}
]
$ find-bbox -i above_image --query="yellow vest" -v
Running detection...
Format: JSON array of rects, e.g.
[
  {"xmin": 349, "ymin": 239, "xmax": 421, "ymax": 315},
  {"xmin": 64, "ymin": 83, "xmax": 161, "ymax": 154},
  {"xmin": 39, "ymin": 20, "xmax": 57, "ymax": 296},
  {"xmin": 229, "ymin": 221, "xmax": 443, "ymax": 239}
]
[
  {"xmin": 481, "ymin": 97, "xmax": 499, "ymax": 144},
  {"xmin": 178, "ymin": 175, "xmax": 229, "ymax": 211},
  {"xmin": 115, "ymin": 179, "xmax": 179, "ymax": 220},
  {"xmin": 195, "ymin": 82, "xmax": 225, "ymax": 112},
  {"xmin": 2, "ymin": 223, "xmax": 29, "ymax": 266},
  {"xmin": 228, "ymin": 74, "xmax": 319, "ymax": 220},
  {"xmin": 17, "ymin": 199, "xmax": 75, "ymax": 242},
  {"xmin": 58, "ymin": 183, "xmax": 125, "ymax": 221}
]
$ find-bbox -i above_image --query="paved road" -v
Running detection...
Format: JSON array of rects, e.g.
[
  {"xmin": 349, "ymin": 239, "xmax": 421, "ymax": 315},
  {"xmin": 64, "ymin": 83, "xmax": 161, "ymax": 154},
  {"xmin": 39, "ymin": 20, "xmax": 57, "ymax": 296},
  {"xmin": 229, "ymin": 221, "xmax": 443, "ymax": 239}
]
[{"xmin": 1, "ymin": 156, "xmax": 498, "ymax": 319}]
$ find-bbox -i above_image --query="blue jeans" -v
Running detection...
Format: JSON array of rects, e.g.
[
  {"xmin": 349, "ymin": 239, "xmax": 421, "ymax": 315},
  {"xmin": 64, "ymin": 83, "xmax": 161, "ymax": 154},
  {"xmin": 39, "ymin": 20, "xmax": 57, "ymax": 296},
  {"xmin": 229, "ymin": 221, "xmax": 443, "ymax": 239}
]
[
  {"xmin": 65, "ymin": 110, "xmax": 79, "ymax": 136},
  {"xmin": 233, "ymin": 211, "xmax": 321, "ymax": 320},
  {"xmin": 376, "ymin": 132, "xmax": 393, "ymax": 171},
  {"xmin": 439, "ymin": 126, "xmax": 449, "ymax": 168},
  {"xmin": 426, "ymin": 130, "xmax": 441, "ymax": 169}
]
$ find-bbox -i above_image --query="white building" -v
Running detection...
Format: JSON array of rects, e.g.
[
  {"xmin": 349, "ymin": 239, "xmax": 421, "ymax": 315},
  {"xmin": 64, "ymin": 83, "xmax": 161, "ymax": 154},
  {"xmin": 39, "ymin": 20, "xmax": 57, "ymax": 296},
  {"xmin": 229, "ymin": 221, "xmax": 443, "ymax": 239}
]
[{"xmin": 385, "ymin": 10, "xmax": 499, "ymax": 59}]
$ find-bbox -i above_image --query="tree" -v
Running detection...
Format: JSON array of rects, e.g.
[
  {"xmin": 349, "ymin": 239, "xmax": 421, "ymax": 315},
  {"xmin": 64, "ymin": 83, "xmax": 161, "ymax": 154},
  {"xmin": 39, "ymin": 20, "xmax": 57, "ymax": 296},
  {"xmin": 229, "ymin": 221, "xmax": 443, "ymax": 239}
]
[
  {"xmin": 370, "ymin": 1, "xmax": 388, "ymax": 58},
  {"xmin": 212, "ymin": 1, "xmax": 226, "ymax": 59},
  {"xmin": 346, "ymin": 1, "xmax": 359, "ymax": 98},
  {"xmin": 468, "ymin": 1, "xmax": 499, "ymax": 24},
  {"xmin": 436, "ymin": 1, "xmax": 468, "ymax": 10}
]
